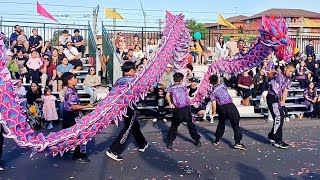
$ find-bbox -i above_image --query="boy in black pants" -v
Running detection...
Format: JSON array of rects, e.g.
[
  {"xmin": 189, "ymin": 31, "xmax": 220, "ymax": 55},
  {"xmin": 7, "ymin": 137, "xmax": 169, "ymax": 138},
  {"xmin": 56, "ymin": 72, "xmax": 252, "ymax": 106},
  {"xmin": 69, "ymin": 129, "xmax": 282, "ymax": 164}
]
[
  {"xmin": 267, "ymin": 63, "xmax": 295, "ymax": 149},
  {"xmin": 106, "ymin": 61, "xmax": 148, "ymax": 161},
  {"xmin": 61, "ymin": 72, "xmax": 94, "ymax": 163},
  {"xmin": 209, "ymin": 75, "xmax": 246, "ymax": 150},
  {"xmin": 166, "ymin": 72, "xmax": 201, "ymax": 149},
  {"xmin": 153, "ymin": 87, "xmax": 167, "ymax": 123}
]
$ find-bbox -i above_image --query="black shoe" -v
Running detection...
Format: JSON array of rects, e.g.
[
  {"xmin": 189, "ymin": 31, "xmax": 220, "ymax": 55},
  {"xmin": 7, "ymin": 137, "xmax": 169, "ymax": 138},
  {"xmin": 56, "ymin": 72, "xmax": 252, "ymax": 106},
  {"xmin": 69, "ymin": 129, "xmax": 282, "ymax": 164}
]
[
  {"xmin": 234, "ymin": 143, "xmax": 247, "ymax": 150},
  {"xmin": 212, "ymin": 138, "xmax": 220, "ymax": 145},
  {"xmin": 267, "ymin": 133, "xmax": 275, "ymax": 144},
  {"xmin": 138, "ymin": 143, "xmax": 148, "ymax": 152},
  {"xmin": 75, "ymin": 157, "xmax": 90, "ymax": 164},
  {"xmin": 166, "ymin": 140, "xmax": 173, "ymax": 149},
  {"xmin": 273, "ymin": 141, "xmax": 290, "ymax": 149},
  {"xmin": 195, "ymin": 141, "xmax": 201, "ymax": 147}
]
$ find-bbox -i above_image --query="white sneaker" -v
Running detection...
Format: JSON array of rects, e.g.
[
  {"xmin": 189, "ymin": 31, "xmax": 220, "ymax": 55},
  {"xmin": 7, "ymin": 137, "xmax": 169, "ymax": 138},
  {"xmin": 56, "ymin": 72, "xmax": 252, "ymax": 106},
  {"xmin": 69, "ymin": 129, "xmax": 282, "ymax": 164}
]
[
  {"xmin": 210, "ymin": 119, "xmax": 214, "ymax": 124},
  {"xmin": 163, "ymin": 118, "xmax": 167, "ymax": 123},
  {"xmin": 266, "ymin": 118, "xmax": 273, "ymax": 122},
  {"xmin": 106, "ymin": 150, "xmax": 123, "ymax": 161},
  {"xmin": 152, "ymin": 118, "xmax": 157, "ymax": 123},
  {"xmin": 284, "ymin": 117, "xmax": 290, "ymax": 122}
]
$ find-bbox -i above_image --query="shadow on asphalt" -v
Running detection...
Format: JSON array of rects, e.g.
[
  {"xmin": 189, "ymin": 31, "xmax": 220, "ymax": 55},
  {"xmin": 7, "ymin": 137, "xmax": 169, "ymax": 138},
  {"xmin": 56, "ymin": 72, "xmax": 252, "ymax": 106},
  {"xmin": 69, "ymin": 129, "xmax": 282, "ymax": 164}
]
[{"xmin": 236, "ymin": 162, "xmax": 267, "ymax": 180}]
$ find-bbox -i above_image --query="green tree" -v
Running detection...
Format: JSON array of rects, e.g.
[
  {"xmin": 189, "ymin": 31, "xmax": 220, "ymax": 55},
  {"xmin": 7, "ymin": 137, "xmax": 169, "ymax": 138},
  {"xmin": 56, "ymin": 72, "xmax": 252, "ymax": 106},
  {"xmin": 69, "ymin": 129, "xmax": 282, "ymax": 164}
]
[
  {"xmin": 187, "ymin": 19, "xmax": 208, "ymax": 39},
  {"xmin": 50, "ymin": 30, "xmax": 63, "ymax": 46}
]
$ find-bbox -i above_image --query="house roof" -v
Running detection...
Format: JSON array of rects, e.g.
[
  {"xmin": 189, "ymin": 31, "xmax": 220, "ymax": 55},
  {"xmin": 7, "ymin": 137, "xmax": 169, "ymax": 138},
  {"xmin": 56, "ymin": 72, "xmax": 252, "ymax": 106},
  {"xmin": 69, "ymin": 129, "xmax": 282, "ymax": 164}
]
[
  {"xmin": 205, "ymin": 15, "xmax": 248, "ymax": 28},
  {"xmin": 245, "ymin": 8, "xmax": 320, "ymax": 20}
]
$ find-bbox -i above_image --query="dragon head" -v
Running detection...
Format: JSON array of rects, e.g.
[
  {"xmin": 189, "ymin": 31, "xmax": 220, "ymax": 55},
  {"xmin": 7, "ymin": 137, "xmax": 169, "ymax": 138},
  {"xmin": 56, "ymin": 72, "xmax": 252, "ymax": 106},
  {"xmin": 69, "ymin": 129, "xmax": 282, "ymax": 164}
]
[{"xmin": 258, "ymin": 16, "xmax": 289, "ymax": 47}]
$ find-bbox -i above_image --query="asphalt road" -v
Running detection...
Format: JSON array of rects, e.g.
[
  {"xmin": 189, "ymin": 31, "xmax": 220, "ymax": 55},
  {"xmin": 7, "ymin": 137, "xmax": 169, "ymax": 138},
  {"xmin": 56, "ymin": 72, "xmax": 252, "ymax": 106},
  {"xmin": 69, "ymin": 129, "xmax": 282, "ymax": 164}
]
[{"xmin": 0, "ymin": 118, "xmax": 319, "ymax": 180}]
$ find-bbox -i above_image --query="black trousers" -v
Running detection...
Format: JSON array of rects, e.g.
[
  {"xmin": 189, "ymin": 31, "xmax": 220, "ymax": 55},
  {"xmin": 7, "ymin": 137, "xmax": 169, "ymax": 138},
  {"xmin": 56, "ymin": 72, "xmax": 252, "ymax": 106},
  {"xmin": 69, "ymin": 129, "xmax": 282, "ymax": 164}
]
[
  {"xmin": 167, "ymin": 106, "xmax": 201, "ymax": 142},
  {"xmin": 215, "ymin": 103, "xmax": 242, "ymax": 143},
  {"xmin": 0, "ymin": 126, "xmax": 4, "ymax": 159},
  {"xmin": 62, "ymin": 110, "xmax": 86, "ymax": 159},
  {"xmin": 109, "ymin": 107, "xmax": 146, "ymax": 155},
  {"xmin": 239, "ymin": 87, "xmax": 253, "ymax": 99},
  {"xmin": 267, "ymin": 94, "xmax": 284, "ymax": 143},
  {"xmin": 30, "ymin": 69, "xmax": 40, "ymax": 83}
]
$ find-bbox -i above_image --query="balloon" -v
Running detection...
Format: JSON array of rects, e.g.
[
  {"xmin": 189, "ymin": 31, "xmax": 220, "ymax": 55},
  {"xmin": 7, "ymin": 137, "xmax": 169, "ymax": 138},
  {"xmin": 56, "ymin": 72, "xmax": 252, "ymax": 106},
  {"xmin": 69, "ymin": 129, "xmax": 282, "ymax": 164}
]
[{"xmin": 194, "ymin": 32, "xmax": 201, "ymax": 40}]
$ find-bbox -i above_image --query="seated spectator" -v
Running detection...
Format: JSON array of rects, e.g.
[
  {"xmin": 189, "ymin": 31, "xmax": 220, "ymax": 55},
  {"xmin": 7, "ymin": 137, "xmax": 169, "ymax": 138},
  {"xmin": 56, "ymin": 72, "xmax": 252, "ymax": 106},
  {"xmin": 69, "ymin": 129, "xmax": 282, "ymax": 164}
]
[
  {"xmin": 83, "ymin": 67, "xmax": 100, "ymax": 104},
  {"xmin": 115, "ymin": 32, "xmax": 123, "ymax": 54},
  {"xmin": 305, "ymin": 54, "xmax": 315, "ymax": 74},
  {"xmin": 14, "ymin": 79, "xmax": 27, "ymax": 108},
  {"xmin": 131, "ymin": 34, "xmax": 141, "ymax": 49},
  {"xmin": 72, "ymin": 29, "xmax": 85, "ymax": 57},
  {"xmin": 59, "ymin": 30, "xmax": 71, "ymax": 48},
  {"xmin": 15, "ymin": 49, "xmax": 28, "ymax": 78},
  {"xmin": 304, "ymin": 82, "xmax": 319, "ymax": 118},
  {"xmin": 41, "ymin": 41, "xmax": 52, "ymax": 57},
  {"xmin": 216, "ymin": 36, "xmax": 228, "ymax": 59},
  {"xmin": 146, "ymin": 38, "xmax": 157, "ymax": 53},
  {"xmin": 253, "ymin": 69, "xmax": 267, "ymax": 97},
  {"xmin": 296, "ymin": 60, "xmax": 310, "ymax": 89},
  {"xmin": 26, "ymin": 49, "xmax": 43, "ymax": 83},
  {"xmin": 226, "ymin": 36, "xmax": 239, "ymax": 59},
  {"xmin": 133, "ymin": 45, "xmax": 144, "ymax": 64},
  {"xmin": 28, "ymin": 28, "xmax": 43, "ymax": 54},
  {"xmin": 64, "ymin": 42, "xmax": 83, "ymax": 71},
  {"xmin": 57, "ymin": 57, "xmax": 74, "ymax": 91},
  {"xmin": 160, "ymin": 64, "xmax": 174, "ymax": 90},
  {"xmin": 119, "ymin": 36, "xmax": 126, "ymax": 55},
  {"xmin": 40, "ymin": 54, "xmax": 57, "ymax": 92},
  {"xmin": 9, "ymin": 25, "xmax": 21, "ymax": 47},
  {"xmin": 11, "ymin": 35, "xmax": 28, "ymax": 57},
  {"xmin": 314, "ymin": 63, "xmax": 320, "ymax": 88},
  {"xmin": 186, "ymin": 64, "xmax": 193, "ymax": 79},
  {"xmin": 127, "ymin": 48, "xmax": 138, "ymax": 63},
  {"xmin": 51, "ymin": 48, "xmax": 60, "ymax": 66},
  {"xmin": 58, "ymin": 46, "xmax": 66, "ymax": 63},
  {"xmin": 19, "ymin": 29, "xmax": 29, "ymax": 50},
  {"xmin": 237, "ymin": 70, "xmax": 254, "ymax": 106}
]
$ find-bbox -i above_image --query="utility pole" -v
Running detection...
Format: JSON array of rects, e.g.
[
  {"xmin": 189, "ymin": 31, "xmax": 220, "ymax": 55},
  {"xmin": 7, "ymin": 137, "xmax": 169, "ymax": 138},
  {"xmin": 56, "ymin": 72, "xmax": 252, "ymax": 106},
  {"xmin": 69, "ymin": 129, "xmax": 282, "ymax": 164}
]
[
  {"xmin": 140, "ymin": 0, "xmax": 147, "ymax": 28},
  {"xmin": 93, "ymin": 5, "xmax": 99, "ymax": 35},
  {"xmin": 159, "ymin": 18, "xmax": 163, "ymax": 32}
]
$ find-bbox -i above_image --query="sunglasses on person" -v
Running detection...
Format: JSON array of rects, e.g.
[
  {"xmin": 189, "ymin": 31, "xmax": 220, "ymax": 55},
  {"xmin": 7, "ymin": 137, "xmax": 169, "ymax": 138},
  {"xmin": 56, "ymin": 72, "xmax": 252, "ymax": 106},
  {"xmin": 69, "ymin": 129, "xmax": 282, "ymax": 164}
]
[
  {"xmin": 44, "ymin": 57, "xmax": 49, "ymax": 60},
  {"xmin": 67, "ymin": 44, "xmax": 72, "ymax": 46},
  {"xmin": 90, "ymin": 69, "xmax": 95, "ymax": 71}
]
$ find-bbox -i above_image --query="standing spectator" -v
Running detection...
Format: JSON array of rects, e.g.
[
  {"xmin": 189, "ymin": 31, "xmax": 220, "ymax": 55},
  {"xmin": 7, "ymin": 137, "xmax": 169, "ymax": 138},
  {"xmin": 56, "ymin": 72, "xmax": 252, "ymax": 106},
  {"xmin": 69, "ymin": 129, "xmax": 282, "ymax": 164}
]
[
  {"xmin": 190, "ymin": 44, "xmax": 198, "ymax": 63},
  {"xmin": 131, "ymin": 34, "xmax": 141, "ymax": 49},
  {"xmin": 199, "ymin": 40, "xmax": 209, "ymax": 64},
  {"xmin": 237, "ymin": 38, "xmax": 245, "ymax": 53},
  {"xmin": 72, "ymin": 29, "xmax": 85, "ymax": 57},
  {"xmin": 152, "ymin": 87, "xmax": 167, "ymax": 123},
  {"xmin": 10, "ymin": 25, "xmax": 21, "ymax": 46},
  {"xmin": 11, "ymin": 35, "xmax": 28, "ymax": 57},
  {"xmin": 306, "ymin": 40, "xmax": 315, "ymax": 60},
  {"xmin": 26, "ymin": 82, "xmax": 43, "ymax": 129},
  {"xmin": 195, "ymin": 40, "xmax": 208, "ymax": 64},
  {"xmin": 260, "ymin": 90, "xmax": 273, "ymax": 122},
  {"xmin": 40, "ymin": 55, "xmax": 57, "ymax": 92},
  {"xmin": 59, "ymin": 30, "xmax": 72, "ymax": 48},
  {"xmin": 57, "ymin": 57, "xmax": 74, "ymax": 91},
  {"xmin": 58, "ymin": 86, "xmax": 67, "ymax": 121},
  {"xmin": 98, "ymin": 48, "xmax": 109, "ymax": 83},
  {"xmin": 115, "ymin": 32, "xmax": 122, "ymax": 53},
  {"xmin": 160, "ymin": 64, "xmax": 174, "ymax": 90},
  {"xmin": 216, "ymin": 36, "xmax": 228, "ymax": 59},
  {"xmin": 28, "ymin": 29, "xmax": 43, "ymax": 54},
  {"xmin": 237, "ymin": 71, "xmax": 254, "ymax": 106},
  {"xmin": 14, "ymin": 79, "xmax": 27, "ymax": 108},
  {"xmin": 296, "ymin": 60, "xmax": 310, "ymax": 89},
  {"xmin": 226, "ymin": 36, "xmax": 239, "ymax": 59},
  {"xmin": 64, "ymin": 42, "xmax": 82, "ymax": 71},
  {"xmin": 304, "ymin": 82, "xmax": 318, "ymax": 118},
  {"xmin": 83, "ymin": 67, "xmax": 100, "ymax": 104},
  {"xmin": 305, "ymin": 54, "xmax": 315, "ymax": 76},
  {"xmin": 118, "ymin": 36, "xmax": 126, "ymax": 55},
  {"xmin": 41, "ymin": 41, "xmax": 52, "ymax": 57},
  {"xmin": 42, "ymin": 87, "xmax": 58, "ymax": 129},
  {"xmin": 26, "ymin": 49, "xmax": 43, "ymax": 83},
  {"xmin": 314, "ymin": 63, "xmax": 320, "ymax": 88}
]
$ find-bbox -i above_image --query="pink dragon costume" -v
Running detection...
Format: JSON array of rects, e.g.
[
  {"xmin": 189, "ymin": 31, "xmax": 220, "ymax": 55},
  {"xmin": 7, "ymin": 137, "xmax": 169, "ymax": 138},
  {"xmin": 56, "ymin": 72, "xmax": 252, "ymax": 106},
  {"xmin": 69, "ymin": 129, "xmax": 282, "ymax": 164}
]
[
  {"xmin": 192, "ymin": 16, "xmax": 291, "ymax": 104},
  {"xmin": 0, "ymin": 14, "xmax": 289, "ymax": 157}
]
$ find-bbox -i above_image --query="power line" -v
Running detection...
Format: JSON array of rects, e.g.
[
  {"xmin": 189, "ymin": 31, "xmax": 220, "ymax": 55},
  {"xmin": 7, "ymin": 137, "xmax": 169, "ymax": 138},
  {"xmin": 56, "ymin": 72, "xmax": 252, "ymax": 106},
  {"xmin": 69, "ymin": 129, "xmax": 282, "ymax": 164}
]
[{"xmin": 0, "ymin": 1, "xmax": 94, "ymax": 8}]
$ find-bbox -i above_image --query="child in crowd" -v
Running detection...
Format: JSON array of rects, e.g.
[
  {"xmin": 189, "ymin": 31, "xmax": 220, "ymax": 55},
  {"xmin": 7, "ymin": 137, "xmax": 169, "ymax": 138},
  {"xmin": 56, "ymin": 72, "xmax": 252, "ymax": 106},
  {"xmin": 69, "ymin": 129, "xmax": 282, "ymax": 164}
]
[
  {"xmin": 209, "ymin": 74, "xmax": 246, "ymax": 150},
  {"xmin": 42, "ymin": 87, "xmax": 58, "ymax": 129},
  {"xmin": 58, "ymin": 86, "xmax": 67, "ymax": 121},
  {"xmin": 166, "ymin": 72, "xmax": 201, "ymax": 149},
  {"xmin": 26, "ymin": 48, "xmax": 43, "ymax": 83},
  {"xmin": 152, "ymin": 87, "xmax": 167, "ymax": 123}
]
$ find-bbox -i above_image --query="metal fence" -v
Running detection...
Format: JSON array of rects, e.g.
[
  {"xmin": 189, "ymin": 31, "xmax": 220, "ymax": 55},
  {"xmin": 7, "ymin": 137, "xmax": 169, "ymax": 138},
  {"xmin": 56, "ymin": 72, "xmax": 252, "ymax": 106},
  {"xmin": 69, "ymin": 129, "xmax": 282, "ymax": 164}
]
[
  {"xmin": 0, "ymin": 19, "xmax": 89, "ymax": 47},
  {"xmin": 102, "ymin": 25, "xmax": 162, "ymax": 52},
  {"xmin": 290, "ymin": 35, "xmax": 320, "ymax": 54}
]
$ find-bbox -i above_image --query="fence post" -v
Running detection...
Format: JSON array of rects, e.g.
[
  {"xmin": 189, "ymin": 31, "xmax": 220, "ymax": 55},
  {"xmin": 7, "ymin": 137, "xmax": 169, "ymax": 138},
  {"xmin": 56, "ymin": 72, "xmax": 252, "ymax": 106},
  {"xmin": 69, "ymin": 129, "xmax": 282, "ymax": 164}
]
[
  {"xmin": 141, "ymin": 27, "xmax": 144, "ymax": 51},
  {"xmin": 43, "ymin": 23, "xmax": 46, "ymax": 42}
]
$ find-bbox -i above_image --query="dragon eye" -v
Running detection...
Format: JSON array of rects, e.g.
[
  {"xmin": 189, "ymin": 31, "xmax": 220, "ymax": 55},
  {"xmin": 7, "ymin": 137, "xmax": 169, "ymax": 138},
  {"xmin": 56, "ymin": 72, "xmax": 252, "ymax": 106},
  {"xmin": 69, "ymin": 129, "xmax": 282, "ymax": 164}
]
[{"xmin": 271, "ymin": 37, "xmax": 277, "ymax": 41}]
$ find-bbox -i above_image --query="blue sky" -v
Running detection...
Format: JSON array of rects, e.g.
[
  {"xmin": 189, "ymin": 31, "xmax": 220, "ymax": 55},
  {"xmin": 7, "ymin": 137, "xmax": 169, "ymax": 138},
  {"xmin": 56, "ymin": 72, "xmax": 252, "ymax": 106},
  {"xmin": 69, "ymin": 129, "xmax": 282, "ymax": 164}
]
[{"xmin": 0, "ymin": 0, "xmax": 319, "ymax": 29}]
